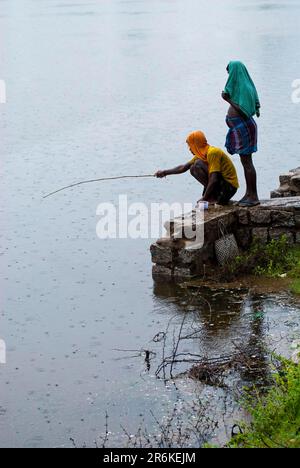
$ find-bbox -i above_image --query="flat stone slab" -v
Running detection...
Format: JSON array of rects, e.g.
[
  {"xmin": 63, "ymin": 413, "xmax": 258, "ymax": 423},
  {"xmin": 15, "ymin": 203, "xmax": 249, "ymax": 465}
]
[
  {"xmin": 164, "ymin": 204, "xmax": 239, "ymax": 238},
  {"xmin": 257, "ymin": 197, "xmax": 300, "ymax": 209}
]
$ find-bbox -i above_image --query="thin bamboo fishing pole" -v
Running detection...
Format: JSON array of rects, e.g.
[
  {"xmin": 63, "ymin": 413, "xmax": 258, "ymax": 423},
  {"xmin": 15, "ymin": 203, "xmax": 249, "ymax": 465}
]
[{"xmin": 43, "ymin": 174, "xmax": 155, "ymax": 199}]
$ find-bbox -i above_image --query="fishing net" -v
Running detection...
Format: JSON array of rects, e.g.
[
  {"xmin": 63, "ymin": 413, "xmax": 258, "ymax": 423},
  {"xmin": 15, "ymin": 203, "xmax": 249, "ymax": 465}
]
[{"xmin": 215, "ymin": 220, "xmax": 239, "ymax": 266}]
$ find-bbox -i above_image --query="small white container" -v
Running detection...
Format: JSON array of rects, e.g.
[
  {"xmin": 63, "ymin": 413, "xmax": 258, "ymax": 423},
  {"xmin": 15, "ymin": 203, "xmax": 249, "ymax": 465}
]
[{"xmin": 196, "ymin": 201, "xmax": 209, "ymax": 210}]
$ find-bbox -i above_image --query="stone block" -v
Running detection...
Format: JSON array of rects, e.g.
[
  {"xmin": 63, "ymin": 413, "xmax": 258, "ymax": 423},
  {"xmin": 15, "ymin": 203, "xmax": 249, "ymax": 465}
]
[
  {"xmin": 271, "ymin": 211, "xmax": 295, "ymax": 227},
  {"xmin": 157, "ymin": 237, "xmax": 186, "ymax": 250},
  {"xmin": 250, "ymin": 209, "xmax": 271, "ymax": 225},
  {"xmin": 177, "ymin": 247, "xmax": 202, "ymax": 266},
  {"xmin": 278, "ymin": 183, "xmax": 292, "ymax": 193},
  {"xmin": 235, "ymin": 228, "xmax": 252, "ymax": 249},
  {"xmin": 291, "ymin": 175, "xmax": 300, "ymax": 191},
  {"xmin": 295, "ymin": 215, "xmax": 300, "ymax": 228},
  {"xmin": 199, "ymin": 242, "xmax": 215, "ymax": 262},
  {"xmin": 165, "ymin": 211, "xmax": 206, "ymax": 241},
  {"xmin": 176, "ymin": 249, "xmax": 201, "ymax": 265},
  {"xmin": 152, "ymin": 265, "xmax": 173, "ymax": 278},
  {"xmin": 269, "ymin": 228, "xmax": 294, "ymax": 244},
  {"xmin": 238, "ymin": 209, "xmax": 249, "ymax": 225},
  {"xmin": 204, "ymin": 212, "xmax": 237, "ymax": 244},
  {"xmin": 296, "ymin": 232, "xmax": 300, "ymax": 244},
  {"xmin": 252, "ymin": 228, "xmax": 269, "ymax": 244},
  {"xmin": 150, "ymin": 244, "xmax": 173, "ymax": 265},
  {"xmin": 279, "ymin": 174, "xmax": 293, "ymax": 185},
  {"xmin": 173, "ymin": 267, "xmax": 193, "ymax": 279},
  {"xmin": 270, "ymin": 190, "xmax": 282, "ymax": 199}
]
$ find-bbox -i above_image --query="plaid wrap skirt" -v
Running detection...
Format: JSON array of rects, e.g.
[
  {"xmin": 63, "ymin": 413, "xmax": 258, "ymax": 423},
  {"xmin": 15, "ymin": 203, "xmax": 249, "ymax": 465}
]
[{"xmin": 225, "ymin": 116, "xmax": 258, "ymax": 156}]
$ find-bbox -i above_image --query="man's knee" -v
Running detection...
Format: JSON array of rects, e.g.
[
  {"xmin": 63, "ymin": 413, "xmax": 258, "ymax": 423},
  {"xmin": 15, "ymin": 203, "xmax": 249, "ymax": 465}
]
[{"xmin": 190, "ymin": 160, "xmax": 207, "ymax": 175}]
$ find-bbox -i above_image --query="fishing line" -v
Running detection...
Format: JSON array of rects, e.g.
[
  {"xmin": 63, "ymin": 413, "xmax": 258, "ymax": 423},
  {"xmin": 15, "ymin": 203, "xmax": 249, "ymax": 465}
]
[{"xmin": 43, "ymin": 174, "xmax": 155, "ymax": 199}]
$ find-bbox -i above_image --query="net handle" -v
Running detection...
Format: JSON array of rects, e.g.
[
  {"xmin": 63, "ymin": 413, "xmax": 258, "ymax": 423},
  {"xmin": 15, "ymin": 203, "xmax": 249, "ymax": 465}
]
[{"xmin": 218, "ymin": 219, "xmax": 228, "ymax": 238}]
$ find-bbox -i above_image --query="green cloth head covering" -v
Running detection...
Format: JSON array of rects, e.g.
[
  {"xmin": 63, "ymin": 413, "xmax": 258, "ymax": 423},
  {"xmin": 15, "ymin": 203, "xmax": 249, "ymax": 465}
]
[{"xmin": 224, "ymin": 61, "xmax": 260, "ymax": 118}]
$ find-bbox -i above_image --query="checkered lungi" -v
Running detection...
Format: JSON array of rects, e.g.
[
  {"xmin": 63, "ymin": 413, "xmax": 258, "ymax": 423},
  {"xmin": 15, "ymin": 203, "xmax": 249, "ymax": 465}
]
[{"xmin": 225, "ymin": 116, "xmax": 258, "ymax": 156}]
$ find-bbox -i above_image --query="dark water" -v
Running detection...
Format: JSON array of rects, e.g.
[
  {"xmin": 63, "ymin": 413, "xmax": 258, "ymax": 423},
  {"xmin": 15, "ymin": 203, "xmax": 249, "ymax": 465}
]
[{"xmin": 1, "ymin": 0, "xmax": 300, "ymax": 447}]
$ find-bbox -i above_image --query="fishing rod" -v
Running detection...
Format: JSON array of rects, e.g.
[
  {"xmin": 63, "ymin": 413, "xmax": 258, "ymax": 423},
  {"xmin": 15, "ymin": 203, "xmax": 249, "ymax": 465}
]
[{"xmin": 43, "ymin": 174, "xmax": 156, "ymax": 199}]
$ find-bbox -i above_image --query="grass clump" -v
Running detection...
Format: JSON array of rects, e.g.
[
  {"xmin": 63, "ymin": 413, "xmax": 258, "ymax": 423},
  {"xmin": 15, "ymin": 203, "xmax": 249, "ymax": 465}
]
[
  {"xmin": 223, "ymin": 235, "xmax": 296, "ymax": 280},
  {"xmin": 222, "ymin": 236, "xmax": 300, "ymax": 295},
  {"xmin": 287, "ymin": 246, "xmax": 300, "ymax": 294},
  {"xmin": 227, "ymin": 358, "xmax": 300, "ymax": 448},
  {"xmin": 290, "ymin": 279, "xmax": 300, "ymax": 295}
]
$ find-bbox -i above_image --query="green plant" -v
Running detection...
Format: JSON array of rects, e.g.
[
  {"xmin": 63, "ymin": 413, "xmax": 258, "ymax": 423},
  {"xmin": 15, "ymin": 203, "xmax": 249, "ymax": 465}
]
[
  {"xmin": 227, "ymin": 358, "xmax": 300, "ymax": 448},
  {"xmin": 290, "ymin": 279, "xmax": 300, "ymax": 295},
  {"xmin": 221, "ymin": 236, "xmax": 298, "ymax": 280}
]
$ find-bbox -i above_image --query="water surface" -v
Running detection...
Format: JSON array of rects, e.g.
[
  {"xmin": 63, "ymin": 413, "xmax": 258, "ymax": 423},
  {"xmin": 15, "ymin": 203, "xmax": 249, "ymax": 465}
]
[{"xmin": 1, "ymin": 0, "xmax": 300, "ymax": 447}]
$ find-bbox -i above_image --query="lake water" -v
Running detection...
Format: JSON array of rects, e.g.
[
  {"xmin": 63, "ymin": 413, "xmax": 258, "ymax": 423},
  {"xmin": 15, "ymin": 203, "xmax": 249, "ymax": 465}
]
[{"xmin": 1, "ymin": 0, "xmax": 300, "ymax": 447}]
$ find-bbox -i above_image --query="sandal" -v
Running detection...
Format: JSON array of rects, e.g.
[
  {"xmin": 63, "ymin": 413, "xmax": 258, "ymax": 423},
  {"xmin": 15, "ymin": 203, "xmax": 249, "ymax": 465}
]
[{"xmin": 238, "ymin": 199, "xmax": 260, "ymax": 207}]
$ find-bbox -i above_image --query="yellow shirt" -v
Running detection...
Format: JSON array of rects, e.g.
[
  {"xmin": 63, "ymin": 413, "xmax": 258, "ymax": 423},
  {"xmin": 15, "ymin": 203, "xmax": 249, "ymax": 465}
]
[{"xmin": 189, "ymin": 146, "xmax": 239, "ymax": 189}]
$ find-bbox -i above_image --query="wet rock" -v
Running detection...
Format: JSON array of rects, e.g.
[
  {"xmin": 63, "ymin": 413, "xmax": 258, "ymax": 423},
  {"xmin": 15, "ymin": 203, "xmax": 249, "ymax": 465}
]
[
  {"xmin": 295, "ymin": 215, "xmax": 300, "ymax": 228},
  {"xmin": 271, "ymin": 211, "xmax": 295, "ymax": 227},
  {"xmin": 279, "ymin": 174, "xmax": 293, "ymax": 185},
  {"xmin": 270, "ymin": 190, "xmax": 282, "ymax": 199},
  {"xmin": 173, "ymin": 267, "xmax": 193, "ymax": 279},
  {"xmin": 204, "ymin": 212, "xmax": 238, "ymax": 244},
  {"xmin": 250, "ymin": 209, "xmax": 271, "ymax": 225},
  {"xmin": 278, "ymin": 183, "xmax": 292, "ymax": 194},
  {"xmin": 261, "ymin": 197, "xmax": 300, "ymax": 209},
  {"xmin": 152, "ymin": 265, "xmax": 173, "ymax": 278},
  {"xmin": 177, "ymin": 247, "xmax": 203, "ymax": 266},
  {"xmin": 252, "ymin": 228, "xmax": 269, "ymax": 244},
  {"xmin": 269, "ymin": 228, "xmax": 294, "ymax": 244},
  {"xmin": 235, "ymin": 228, "xmax": 252, "ymax": 249},
  {"xmin": 290, "ymin": 175, "xmax": 300, "ymax": 192},
  {"xmin": 150, "ymin": 243, "xmax": 173, "ymax": 265},
  {"xmin": 271, "ymin": 169, "xmax": 300, "ymax": 198},
  {"xmin": 291, "ymin": 350, "xmax": 300, "ymax": 364},
  {"xmin": 164, "ymin": 211, "xmax": 203, "ymax": 241},
  {"xmin": 165, "ymin": 207, "xmax": 239, "ymax": 243},
  {"xmin": 156, "ymin": 237, "xmax": 186, "ymax": 250},
  {"xmin": 238, "ymin": 209, "xmax": 249, "ymax": 225},
  {"xmin": 291, "ymin": 341, "xmax": 300, "ymax": 364}
]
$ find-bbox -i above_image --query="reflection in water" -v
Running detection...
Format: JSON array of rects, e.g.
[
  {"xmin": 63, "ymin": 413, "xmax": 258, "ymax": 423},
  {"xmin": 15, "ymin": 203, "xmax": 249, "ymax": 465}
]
[{"xmin": 153, "ymin": 281, "xmax": 270, "ymax": 387}]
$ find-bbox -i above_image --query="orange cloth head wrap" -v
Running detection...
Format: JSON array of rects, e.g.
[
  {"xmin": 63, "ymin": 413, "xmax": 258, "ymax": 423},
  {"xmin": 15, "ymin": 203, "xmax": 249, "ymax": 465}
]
[{"xmin": 186, "ymin": 131, "xmax": 210, "ymax": 162}]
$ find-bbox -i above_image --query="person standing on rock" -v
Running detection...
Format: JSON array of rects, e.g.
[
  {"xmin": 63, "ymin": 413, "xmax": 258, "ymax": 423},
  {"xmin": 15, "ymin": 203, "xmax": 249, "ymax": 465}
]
[
  {"xmin": 155, "ymin": 130, "xmax": 239, "ymax": 206},
  {"xmin": 222, "ymin": 61, "xmax": 260, "ymax": 207}
]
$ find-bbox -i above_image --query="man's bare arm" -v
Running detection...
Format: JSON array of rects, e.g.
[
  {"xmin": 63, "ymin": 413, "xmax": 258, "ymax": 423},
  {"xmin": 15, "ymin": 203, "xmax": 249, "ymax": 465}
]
[{"xmin": 155, "ymin": 162, "xmax": 192, "ymax": 178}]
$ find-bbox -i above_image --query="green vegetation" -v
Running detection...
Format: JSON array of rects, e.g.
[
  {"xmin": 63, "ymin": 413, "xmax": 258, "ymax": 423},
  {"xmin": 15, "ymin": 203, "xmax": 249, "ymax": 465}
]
[
  {"xmin": 227, "ymin": 358, "xmax": 300, "ymax": 448},
  {"xmin": 291, "ymin": 279, "xmax": 300, "ymax": 295},
  {"xmin": 222, "ymin": 236, "xmax": 300, "ymax": 294},
  {"xmin": 287, "ymin": 245, "xmax": 300, "ymax": 294}
]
